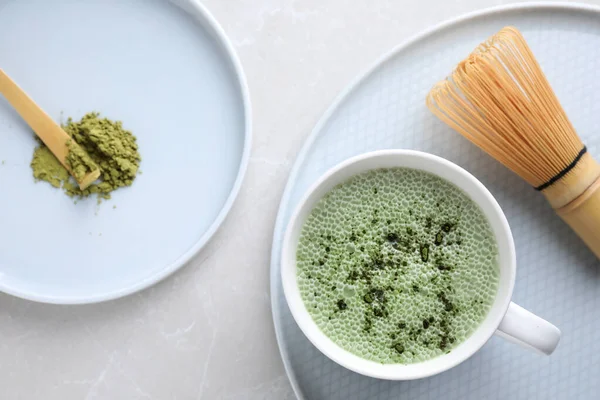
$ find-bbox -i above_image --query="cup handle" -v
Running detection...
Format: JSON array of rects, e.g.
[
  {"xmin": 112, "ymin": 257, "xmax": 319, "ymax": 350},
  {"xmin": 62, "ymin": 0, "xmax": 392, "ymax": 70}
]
[{"xmin": 494, "ymin": 302, "xmax": 561, "ymax": 355}]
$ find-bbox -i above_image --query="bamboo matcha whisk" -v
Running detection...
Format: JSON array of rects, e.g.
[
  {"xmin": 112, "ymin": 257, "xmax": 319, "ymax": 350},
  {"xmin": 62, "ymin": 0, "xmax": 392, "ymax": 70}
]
[{"xmin": 427, "ymin": 26, "xmax": 600, "ymax": 259}]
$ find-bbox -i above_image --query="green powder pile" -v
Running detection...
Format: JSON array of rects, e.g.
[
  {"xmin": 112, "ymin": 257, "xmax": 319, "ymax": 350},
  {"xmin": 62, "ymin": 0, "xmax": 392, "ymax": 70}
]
[
  {"xmin": 65, "ymin": 138, "xmax": 100, "ymax": 183},
  {"xmin": 30, "ymin": 112, "xmax": 141, "ymax": 200},
  {"xmin": 30, "ymin": 146, "xmax": 70, "ymax": 188}
]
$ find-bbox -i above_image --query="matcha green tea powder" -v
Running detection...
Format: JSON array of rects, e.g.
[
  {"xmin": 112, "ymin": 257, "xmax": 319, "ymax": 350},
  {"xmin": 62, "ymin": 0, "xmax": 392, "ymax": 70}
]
[{"xmin": 30, "ymin": 112, "xmax": 141, "ymax": 199}]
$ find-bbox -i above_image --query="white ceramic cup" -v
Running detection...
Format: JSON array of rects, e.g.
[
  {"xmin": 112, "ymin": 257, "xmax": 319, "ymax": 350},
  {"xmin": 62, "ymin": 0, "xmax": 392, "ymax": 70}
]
[{"xmin": 281, "ymin": 149, "xmax": 561, "ymax": 380}]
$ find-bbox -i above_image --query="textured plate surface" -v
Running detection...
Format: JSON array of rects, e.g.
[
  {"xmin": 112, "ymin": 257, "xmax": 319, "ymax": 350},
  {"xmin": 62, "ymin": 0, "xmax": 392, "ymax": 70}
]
[
  {"xmin": 270, "ymin": 3, "xmax": 600, "ymax": 399},
  {"xmin": 0, "ymin": 0, "xmax": 250, "ymax": 303}
]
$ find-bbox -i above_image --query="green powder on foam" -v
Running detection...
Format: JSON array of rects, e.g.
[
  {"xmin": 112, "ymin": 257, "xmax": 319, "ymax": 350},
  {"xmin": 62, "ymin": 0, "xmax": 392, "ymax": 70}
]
[
  {"xmin": 297, "ymin": 168, "xmax": 500, "ymax": 364},
  {"xmin": 30, "ymin": 112, "xmax": 141, "ymax": 200}
]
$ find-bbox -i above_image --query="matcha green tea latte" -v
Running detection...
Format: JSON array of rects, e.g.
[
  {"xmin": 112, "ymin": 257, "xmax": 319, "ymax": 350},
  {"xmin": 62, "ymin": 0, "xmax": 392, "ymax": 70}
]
[{"xmin": 296, "ymin": 168, "xmax": 500, "ymax": 364}]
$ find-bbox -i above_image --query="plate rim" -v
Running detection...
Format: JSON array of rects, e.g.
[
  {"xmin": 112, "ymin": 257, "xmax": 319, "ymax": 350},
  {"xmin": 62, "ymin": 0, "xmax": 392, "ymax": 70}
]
[
  {"xmin": 268, "ymin": 2, "xmax": 600, "ymax": 398},
  {"xmin": 0, "ymin": 0, "xmax": 252, "ymax": 304}
]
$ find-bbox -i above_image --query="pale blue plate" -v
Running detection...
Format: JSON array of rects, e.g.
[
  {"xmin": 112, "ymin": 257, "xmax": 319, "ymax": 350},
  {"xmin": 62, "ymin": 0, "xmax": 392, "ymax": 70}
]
[
  {"xmin": 271, "ymin": 3, "xmax": 600, "ymax": 399},
  {"xmin": 0, "ymin": 0, "xmax": 251, "ymax": 304}
]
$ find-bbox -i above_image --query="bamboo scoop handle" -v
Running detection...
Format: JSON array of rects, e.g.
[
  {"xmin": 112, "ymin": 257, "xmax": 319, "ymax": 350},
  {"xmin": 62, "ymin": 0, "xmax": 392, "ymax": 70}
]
[{"xmin": 0, "ymin": 69, "xmax": 100, "ymax": 190}]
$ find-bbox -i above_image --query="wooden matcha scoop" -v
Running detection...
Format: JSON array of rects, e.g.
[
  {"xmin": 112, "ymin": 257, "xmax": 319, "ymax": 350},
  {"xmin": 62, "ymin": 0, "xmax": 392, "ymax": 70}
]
[{"xmin": 0, "ymin": 69, "xmax": 100, "ymax": 190}]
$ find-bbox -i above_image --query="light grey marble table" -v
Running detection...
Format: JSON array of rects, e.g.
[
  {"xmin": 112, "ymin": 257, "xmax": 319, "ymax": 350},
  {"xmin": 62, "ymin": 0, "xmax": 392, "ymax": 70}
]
[{"xmin": 1, "ymin": 0, "xmax": 598, "ymax": 399}]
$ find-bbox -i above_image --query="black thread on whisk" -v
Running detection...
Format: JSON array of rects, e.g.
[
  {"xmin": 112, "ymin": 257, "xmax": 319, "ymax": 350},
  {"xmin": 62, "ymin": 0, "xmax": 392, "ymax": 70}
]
[{"xmin": 535, "ymin": 146, "xmax": 587, "ymax": 191}]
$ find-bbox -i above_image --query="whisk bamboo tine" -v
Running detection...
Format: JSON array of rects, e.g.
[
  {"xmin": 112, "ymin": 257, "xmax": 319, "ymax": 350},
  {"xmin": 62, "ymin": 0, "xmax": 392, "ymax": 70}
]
[{"xmin": 427, "ymin": 26, "xmax": 600, "ymax": 259}]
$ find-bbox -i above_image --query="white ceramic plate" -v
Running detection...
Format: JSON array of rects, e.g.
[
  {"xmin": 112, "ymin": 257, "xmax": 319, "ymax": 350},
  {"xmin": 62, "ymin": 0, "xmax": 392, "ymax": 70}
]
[
  {"xmin": 0, "ymin": 0, "xmax": 251, "ymax": 304},
  {"xmin": 270, "ymin": 3, "xmax": 600, "ymax": 399}
]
